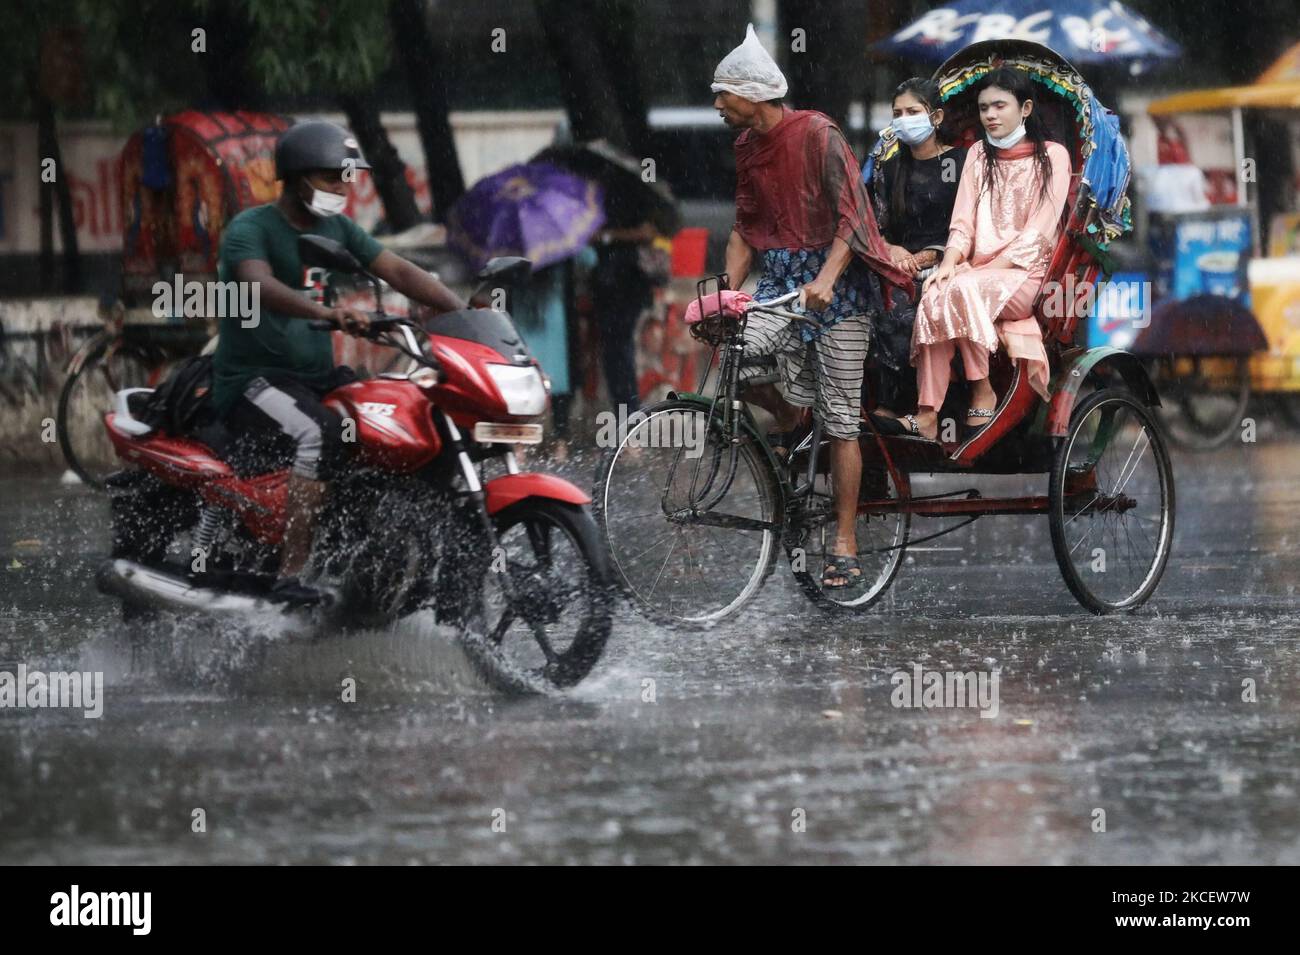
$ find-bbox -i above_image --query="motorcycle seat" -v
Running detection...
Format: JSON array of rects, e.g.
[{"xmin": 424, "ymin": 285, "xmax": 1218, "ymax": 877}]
[{"xmin": 112, "ymin": 388, "xmax": 157, "ymax": 436}]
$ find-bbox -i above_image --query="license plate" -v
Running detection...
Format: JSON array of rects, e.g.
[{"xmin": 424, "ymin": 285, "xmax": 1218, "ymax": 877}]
[{"xmin": 473, "ymin": 422, "xmax": 543, "ymax": 444}]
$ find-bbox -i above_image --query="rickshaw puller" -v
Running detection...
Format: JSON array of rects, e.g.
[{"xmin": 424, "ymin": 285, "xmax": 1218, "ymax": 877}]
[{"xmin": 711, "ymin": 24, "xmax": 913, "ymax": 589}]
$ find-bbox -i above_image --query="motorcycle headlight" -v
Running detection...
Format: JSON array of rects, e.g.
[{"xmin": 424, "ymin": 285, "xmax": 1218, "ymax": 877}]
[{"xmin": 485, "ymin": 364, "xmax": 547, "ymax": 416}]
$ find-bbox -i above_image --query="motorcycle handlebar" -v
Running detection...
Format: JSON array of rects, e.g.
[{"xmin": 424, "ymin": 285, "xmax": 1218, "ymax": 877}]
[{"xmin": 307, "ymin": 314, "xmax": 405, "ymax": 335}]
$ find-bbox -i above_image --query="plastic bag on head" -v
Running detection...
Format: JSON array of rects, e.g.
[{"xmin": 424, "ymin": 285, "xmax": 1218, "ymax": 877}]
[{"xmin": 711, "ymin": 23, "xmax": 788, "ymax": 102}]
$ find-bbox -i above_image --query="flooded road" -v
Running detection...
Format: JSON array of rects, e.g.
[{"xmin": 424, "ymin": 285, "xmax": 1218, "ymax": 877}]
[{"xmin": 2, "ymin": 438, "xmax": 1298, "ymax": 864}]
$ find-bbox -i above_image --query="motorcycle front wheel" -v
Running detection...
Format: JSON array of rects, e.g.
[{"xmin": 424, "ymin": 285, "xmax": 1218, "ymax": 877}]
[{"xmin": 453, "ymin": 499, "xmax": 614, "ymax": 693}]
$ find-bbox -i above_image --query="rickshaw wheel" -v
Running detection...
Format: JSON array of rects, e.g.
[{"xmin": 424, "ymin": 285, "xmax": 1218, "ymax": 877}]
[
  {"xmin": 592, "ymin": 400, "xmax": 782, "ymax": 629},
  {"xmin": 1050, "ymin": 388, "xmax": 1175, "ymax": 614},
  {"xmin": 1275, "ymin": 393, "xmax": 1300, "ymax": 431},
  {"xmin": 1154, "ymin": 355, "xmax": 1250, "ymax": 450},
  {"xmin": 57, "ymin": 335, "xmax": 160, "ymax": 488},
  {"xmin": 786, "ymin": 461, "xmax": 910, "ymax": 614}
]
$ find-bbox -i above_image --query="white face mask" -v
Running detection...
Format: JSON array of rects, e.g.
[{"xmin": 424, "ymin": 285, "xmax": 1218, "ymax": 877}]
[
  {"xmin": 892, "ymin": 113, "xmax": 936, "ymax": 148},
  {"xmin": 305, "ymin": 187, "xmax": 347, "ymax": 218},
  {"xmin": 986, "ymin": 122, "xmax": 1027, "ymax": 150}
]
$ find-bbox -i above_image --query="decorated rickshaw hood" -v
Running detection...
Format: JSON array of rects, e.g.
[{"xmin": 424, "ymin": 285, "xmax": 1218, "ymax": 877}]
[{"xmin": 863, "ymin": 40, "xmax": 1133, "ymax": 246}]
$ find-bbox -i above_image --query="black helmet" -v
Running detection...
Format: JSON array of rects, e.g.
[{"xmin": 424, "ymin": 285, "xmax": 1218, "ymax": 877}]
[{"xmin": 275, "ymin": 120, "xmax": 371, "ymax": 179}]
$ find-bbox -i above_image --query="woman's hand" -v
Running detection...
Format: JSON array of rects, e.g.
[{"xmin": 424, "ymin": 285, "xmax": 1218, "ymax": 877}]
[
  {"xmin": 925, "ymin": 259, "xmax": 957, "ymax": 295},
  {"xmin": 887, "ymin": 244, "xmax": 921, "ymax": 275}
]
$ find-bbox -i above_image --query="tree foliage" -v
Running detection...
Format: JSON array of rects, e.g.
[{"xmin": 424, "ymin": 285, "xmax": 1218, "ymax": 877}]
[{"xmin": 241, "ymin": 0, "xmax": 392, "ymax": 97}]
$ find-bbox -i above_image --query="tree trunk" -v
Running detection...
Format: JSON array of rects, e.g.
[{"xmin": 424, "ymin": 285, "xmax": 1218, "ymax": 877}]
[
  {"xmin": 389, "ymin": 0, "xmax": 464, "ymax": 222},
  {"xmin": 534, "ymin": 0, "xmax": 636, "ymax": 151},
  {"xmin": 594, "ymin": 0, "xmax": 652, "ymax": 159},
  {"xmin": 33, "ymin": 84, "xmax": 81, "ymax": 292},
  {"xmin": 338, "ymin": 92, "xmax": 421, "ymax": 234},
  {"xmin": 779, "ymin": 0, "xmax": 864, "ymax": 133},
  {"xmin": 201, "ymin": 6, "xmax": 264, "ymax": 112}
]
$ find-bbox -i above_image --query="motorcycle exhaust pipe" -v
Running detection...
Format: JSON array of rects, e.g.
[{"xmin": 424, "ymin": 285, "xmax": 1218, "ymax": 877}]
[{"xmin": 95, "ymin": 559, "xmax": 279, "ymax": 615}]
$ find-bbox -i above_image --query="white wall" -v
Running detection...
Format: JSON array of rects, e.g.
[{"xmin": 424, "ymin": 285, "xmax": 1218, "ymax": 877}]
[{"xmin": 0, "ymin": 110, "xmax": 568, "ymax": 255}]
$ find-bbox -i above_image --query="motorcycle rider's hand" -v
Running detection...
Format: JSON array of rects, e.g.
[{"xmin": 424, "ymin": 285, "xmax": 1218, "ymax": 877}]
[{"xmin": 329, "ymin": 308, "xmax": 372, "ymax": 336}]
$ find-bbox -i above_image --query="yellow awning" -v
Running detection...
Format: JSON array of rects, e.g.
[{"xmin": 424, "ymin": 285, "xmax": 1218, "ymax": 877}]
[
  {"xmin": 1149, "ymin": 82, "xmax": 1300, "ymax": 114},
  {"xmin": 1149, "ymin": 41, "xmax": 1300, "ymax": 114},
  {"xmin": 1258, "ymin": 42, "xmax": 1300, "ymax": 84}
]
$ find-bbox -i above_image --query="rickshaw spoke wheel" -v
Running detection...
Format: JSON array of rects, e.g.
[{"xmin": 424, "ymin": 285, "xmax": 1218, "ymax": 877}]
[
  {"xmin": 786, "ymin": 457, "xmax": 910, "ymax": 614},
  {"xmin": 57, "ymin": 339, "xmax": 157, "ymax": 488},
  {"xmin": 593, "ymin": 401, "xmax": 781, "ymax": 629},
  {"xmin": 1050, "ymin": 388, "xmax": 1175, "ymax": 614},
  {"xmin": 1154, "ymin": 355, "xmax": 1250, "ymax": 450}
]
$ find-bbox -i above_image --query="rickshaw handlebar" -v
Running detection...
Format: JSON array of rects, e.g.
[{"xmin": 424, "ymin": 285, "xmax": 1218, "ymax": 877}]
[{"xmin": 746, "ymin": 287, "xmax": 818, "ymax": 325}]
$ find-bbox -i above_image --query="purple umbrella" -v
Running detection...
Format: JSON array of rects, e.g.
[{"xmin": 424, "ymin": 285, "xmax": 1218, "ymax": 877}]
[{"xmin": 447, "ymin": 162, "xmax": 605, "ymax": 270}]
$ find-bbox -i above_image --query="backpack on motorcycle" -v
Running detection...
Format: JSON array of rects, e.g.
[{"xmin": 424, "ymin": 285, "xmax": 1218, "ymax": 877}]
[{"xmin": 134, "ymin": 354, "xmax": 216, "ymax": 436}]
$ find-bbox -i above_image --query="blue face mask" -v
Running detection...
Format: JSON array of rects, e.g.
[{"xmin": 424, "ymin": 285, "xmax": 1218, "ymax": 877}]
[{"xmin": 892, "ymin": 112, "xmax": 936, "ymax": 148}]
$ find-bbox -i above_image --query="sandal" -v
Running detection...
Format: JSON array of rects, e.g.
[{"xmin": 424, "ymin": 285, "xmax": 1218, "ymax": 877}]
[
  {"xmin": 869, "ymin": 412, "xmax": 938, "ymax": 443},
  {"xmin": 822, "ymin": 554, "xmax": 863, "ymax": 590},
  {"xmin": 767, "ymin": 423, "xmax": 809, "ymax": 460},
  {"xmin": 962, "ymin": 406, "xmax": 996, "ymax": 441}
]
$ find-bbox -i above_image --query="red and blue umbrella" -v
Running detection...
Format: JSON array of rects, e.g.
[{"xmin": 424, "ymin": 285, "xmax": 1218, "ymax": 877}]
[
  {"xmin": 874, "ymin": 0, "xmax": 1180, "ymax": 73},
  {"xmin": 447, "ymin": 162, "xmax": 605, "ymax": 270}
]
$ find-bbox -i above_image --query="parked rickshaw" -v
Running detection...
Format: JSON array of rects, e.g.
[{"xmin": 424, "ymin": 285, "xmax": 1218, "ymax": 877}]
[
  {"xmin": 57, "ymin": 111, "xmax": 290, "ymax": 486},
  {"xmin": 595, "ymin": 40, "xmax": 1174, "ymax": 624},
  {"xmin": 1128, "ymin": 42, "xmax": 1300, "ymax": 449}
]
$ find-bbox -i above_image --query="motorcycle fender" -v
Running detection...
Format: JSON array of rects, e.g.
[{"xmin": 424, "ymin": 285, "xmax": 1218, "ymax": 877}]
[{"xmin": 484, "ymin": 473, "xmax": 591, "ymax": 515}]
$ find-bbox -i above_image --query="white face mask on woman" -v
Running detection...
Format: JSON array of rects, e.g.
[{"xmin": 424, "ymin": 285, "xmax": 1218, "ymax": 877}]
[
  {"xmin": 892, "ymin": 112, "xmax": 936, "ymax": 148},
  {"xmin": 986, "ymin": 122, "xmax": 1027, "ymax": 150}
]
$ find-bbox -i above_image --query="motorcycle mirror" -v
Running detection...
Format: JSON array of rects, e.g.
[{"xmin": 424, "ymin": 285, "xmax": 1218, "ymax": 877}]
[
  {"xmin": 476, "ymin": 256, "xmax": 532, "ymax": 287},
  {"xmin": 299, "ymin": 235, "xmax": 363, "ymax": 273}
]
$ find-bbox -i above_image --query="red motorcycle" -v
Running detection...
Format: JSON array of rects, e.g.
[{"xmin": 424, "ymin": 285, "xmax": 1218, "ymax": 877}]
[{"xmin": 96, "ymin": 236, "xmax": 612, "ymax": 692}]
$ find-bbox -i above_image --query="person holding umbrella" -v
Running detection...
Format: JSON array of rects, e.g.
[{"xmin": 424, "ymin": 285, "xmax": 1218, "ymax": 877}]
[
  {"xmin": 532, "ymin": 139, "xmax": 680, "ymax": 419},
  {"xmin": 711, "ymin": 24, "xmax": 913, "ymax": 591},
  {"xmin": 447, "ymin": 161, "xmax": 606, "ymax": 454},
  {"xmin": 589, "ymin": 209, "xmax": 659, "ymax": 418}
]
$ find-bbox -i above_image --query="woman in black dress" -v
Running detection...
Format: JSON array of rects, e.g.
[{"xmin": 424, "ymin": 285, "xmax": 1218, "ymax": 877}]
[{"xmin": 868, "ymin": 78, "xmax": 967, "ymax": 419}]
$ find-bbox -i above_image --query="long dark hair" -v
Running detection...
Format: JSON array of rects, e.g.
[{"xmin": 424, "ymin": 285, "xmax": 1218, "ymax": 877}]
[
  {"xmin": 889, "ymin": 77, "xmax": 943, "ymax": 226},
  {"xmin": 976, "ymin": 67, "xmax": 1053, "ymax": 210}
]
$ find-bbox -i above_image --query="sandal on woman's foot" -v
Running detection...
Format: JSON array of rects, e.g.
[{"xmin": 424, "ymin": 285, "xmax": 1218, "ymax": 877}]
[
  {"xmin": 962, "ymin": 406, "xmax": 996, "ymax": 441},
  {"xmin": 868, "ymin": 412, "xmax": 909, "ymax": 436},
  {"xmin": 822, "ymin": 554, "xmax": 863, "ymax": 590},
  {"xmin": 894, "ymin": 415, "xmax": 935, "ymax": 444}
]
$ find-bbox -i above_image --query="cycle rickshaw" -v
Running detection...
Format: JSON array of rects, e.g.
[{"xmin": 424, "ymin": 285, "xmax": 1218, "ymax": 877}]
[
  {"xmin": 1129, "ymin": 41, "xmax": 1300, "ymax": 450},
  {"xmin": 594, "ymin": 40, "xmax": 1175, "ymax": 626}
]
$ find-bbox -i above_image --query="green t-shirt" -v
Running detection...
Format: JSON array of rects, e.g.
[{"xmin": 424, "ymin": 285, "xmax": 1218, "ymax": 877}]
[{"xmin": 211, "ymin": 204, "xmax": 385, "ymax": 415}]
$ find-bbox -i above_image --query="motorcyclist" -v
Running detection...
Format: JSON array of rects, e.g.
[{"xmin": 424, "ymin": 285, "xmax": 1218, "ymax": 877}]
[{"xmin": 210, "ymin": 120, "xmax": 465, "ymax": 605}]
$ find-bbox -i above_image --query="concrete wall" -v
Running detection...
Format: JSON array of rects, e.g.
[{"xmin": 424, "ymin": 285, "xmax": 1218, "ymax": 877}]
[{"xmin": 0, "ymin": 297, "xmax": 100, "ymax": 476}]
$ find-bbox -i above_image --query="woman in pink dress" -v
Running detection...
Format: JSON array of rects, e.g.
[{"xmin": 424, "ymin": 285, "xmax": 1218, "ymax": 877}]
[{"xmin": 874, "ymin": 68, "xmax": 1071, "ymax": 442}]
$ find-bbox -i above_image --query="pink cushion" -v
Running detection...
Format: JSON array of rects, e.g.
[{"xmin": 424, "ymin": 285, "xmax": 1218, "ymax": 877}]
[{"xmin": 683, "ymin": 289, "xmax": 754, "ymax": 325}]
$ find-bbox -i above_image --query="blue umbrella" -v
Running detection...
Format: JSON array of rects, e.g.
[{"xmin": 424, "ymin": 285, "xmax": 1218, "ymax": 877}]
[
  {"xmin": 875, "ymin": 0, "xmax": 1180, "ymax": 72},
  {"xmin": 447, "ymin": 162, "xmax": 605, "ymax": 271}
]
